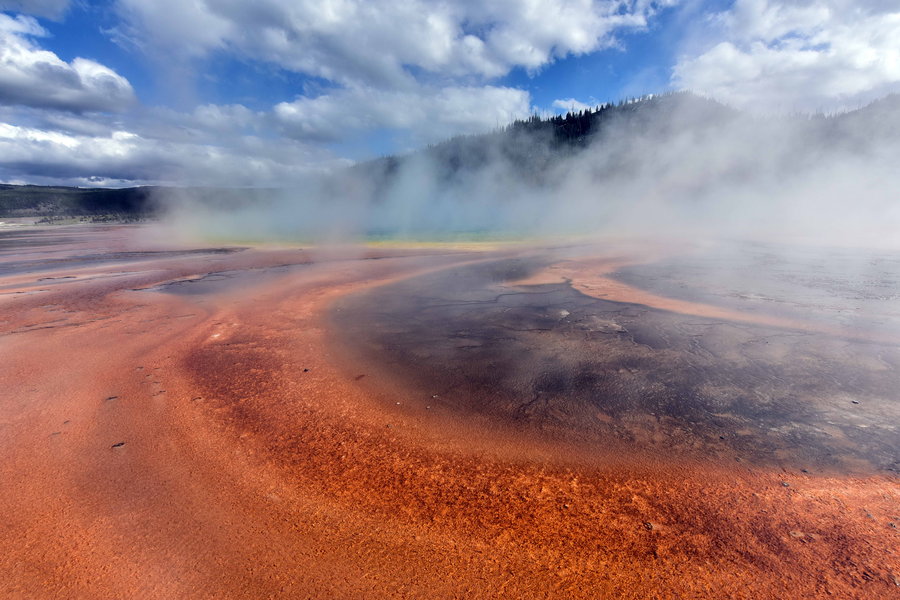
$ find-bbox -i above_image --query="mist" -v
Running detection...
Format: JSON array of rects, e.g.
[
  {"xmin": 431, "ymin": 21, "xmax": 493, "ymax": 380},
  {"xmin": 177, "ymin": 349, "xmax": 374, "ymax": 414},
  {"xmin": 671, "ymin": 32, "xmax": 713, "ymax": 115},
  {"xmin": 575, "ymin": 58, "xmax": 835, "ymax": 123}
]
[{"xmin": 157, "ymin": 92, "xmax": 900, "ymax": 249}]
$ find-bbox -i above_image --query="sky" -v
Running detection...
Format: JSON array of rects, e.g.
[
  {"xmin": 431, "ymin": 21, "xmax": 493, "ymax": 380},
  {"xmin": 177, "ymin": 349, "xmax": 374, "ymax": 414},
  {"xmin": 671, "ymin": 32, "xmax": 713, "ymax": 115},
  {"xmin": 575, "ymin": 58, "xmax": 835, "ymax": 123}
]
[{"xmin": 0, "ymin": 0, "xmax": 898, "ymax": 187}]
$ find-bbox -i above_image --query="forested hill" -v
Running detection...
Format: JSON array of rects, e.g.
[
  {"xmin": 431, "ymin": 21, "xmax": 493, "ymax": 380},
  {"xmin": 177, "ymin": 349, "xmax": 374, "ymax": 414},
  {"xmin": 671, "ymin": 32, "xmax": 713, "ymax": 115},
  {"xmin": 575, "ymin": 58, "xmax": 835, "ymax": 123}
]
[
  {"xmin": 0, "ymin": 92, "xmax": 726, "ymax": 218},
  {"xmin": 0, "ymin": 185, "xmax": 275, "ymax": 220},
  {"xmin": 354, "ymin": 92, "xmax": 739, "ymax": 184},
  {"xmin": 2, "ymin": 91, "xmax": 898, "ymax": 220},
  {"xmin": 501, "ymin": 91, "xmax": 736, "ymax": 145},
  {"xmin": 353, "ymin": 90, "xmax": 899, "ymax": 195},
  {"xmin": 0, "ymin": 184, "xmax": 158, "ymax": 220}
]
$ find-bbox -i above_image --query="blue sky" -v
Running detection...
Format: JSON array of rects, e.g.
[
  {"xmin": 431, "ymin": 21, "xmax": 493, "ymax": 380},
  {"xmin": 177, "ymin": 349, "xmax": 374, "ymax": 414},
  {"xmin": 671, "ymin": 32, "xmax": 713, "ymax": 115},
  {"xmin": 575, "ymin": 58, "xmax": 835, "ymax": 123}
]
[{"xmin": 0, "ymin": 0, "xmax": 898, "ymax": 186}]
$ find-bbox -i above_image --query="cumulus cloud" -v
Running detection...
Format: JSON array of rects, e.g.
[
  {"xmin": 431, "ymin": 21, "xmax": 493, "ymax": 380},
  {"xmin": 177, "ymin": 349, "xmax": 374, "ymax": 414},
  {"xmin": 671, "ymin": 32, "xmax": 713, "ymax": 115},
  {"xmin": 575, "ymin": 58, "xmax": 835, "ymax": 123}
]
[
  {"xmin": 116, "ymin": 0, "xmax": 675, "ymax": 85},
  {"xmin": 88, "ymin": 0, "xmax": 682, "ymax": 186},
  {"xmin": 673, "ymin": 0, "xmax": 900, "ymax": 112},
  {"xmin": 0, "ymin": 108, "xmax": 345, "ymax": 186},
  {"xmin": 0, "ymin": 14, "xmax": 135, "ymax": 112},
  {"xmin": 0, "ymin": 2, "xmax": 685, "ymax": 186},
  {"xmin": 274, "ymin": 84, "xmax": 530, "ymax": 144}
]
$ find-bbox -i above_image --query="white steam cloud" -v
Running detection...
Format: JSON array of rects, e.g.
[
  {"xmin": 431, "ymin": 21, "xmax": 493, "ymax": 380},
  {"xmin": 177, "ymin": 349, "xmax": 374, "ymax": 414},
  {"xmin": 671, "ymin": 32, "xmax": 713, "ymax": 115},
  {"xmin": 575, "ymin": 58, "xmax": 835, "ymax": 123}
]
[{"xmin": 160, "ymin": 93, "xmax": 900, "ymax": 249}]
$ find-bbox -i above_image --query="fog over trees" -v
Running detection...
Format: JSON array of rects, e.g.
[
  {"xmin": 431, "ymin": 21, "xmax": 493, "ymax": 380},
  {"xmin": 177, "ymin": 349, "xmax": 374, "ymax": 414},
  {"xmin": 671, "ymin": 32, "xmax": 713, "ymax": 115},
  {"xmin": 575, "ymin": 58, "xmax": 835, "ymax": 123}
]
[{"xmin": 4, "ymin": 91, "xmax": 899, "ymax": 245}]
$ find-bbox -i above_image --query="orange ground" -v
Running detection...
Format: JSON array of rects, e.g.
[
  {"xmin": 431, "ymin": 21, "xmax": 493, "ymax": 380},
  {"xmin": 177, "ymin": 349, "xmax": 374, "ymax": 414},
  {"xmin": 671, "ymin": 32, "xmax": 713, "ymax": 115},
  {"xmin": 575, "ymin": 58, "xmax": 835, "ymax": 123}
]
[{"xmin": 1, "ymin": 226, "xmax": 897, "ymax": 599}]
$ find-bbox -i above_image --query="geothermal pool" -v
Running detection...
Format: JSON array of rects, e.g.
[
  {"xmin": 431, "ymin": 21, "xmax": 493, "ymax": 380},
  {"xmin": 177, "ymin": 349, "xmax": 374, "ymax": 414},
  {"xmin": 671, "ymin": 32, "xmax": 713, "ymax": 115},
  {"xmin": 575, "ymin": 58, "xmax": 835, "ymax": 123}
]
[
  {"xmin": 1, "ymin": 225, "xmax": 897, "ymax": 598},
  {"xmin": 335, "ymin": 242, "xmax": 900, "ymax": 472}
]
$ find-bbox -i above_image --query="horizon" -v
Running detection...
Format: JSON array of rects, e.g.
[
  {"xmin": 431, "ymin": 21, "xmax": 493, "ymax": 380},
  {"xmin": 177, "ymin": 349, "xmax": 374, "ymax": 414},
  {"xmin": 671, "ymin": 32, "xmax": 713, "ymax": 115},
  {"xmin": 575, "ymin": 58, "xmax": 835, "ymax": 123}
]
[
  {"xmin": 5, "ymin": 88, "xmax": 898, "ymax": 193},
  {"xmin": 1, "ymin": 1, "xmax": 899, "ymax": 188}
]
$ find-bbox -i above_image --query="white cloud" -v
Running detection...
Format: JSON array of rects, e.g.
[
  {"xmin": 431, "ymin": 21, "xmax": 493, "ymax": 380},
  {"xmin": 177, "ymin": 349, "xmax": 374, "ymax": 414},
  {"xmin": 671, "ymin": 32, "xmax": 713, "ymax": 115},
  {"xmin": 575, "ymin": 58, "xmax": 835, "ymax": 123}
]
[
  {"xmin": 274, "ymin": 84, "xmax": 531, "ymax": 144},
  {"xmin": 673, "ymin": 0, "xmax": 900, "ymax": 112},
  {"xmin": 0, "ymin": 1, "xmax": 691, "ymax": 186},
  {"xmin": 0, "ymin": 108, "xmax": 345, "ymax": 186},
  {"xmin": 116, "ymin": 0, "xmax": 675, "ymax": 85},
  {"xmin": 0, "ymin": 14, "xmax": 135, "ymax": 112},
  {"xmin": 0, "ymin": 77, "xmax": 527, "ymax": 186},
  {"xmin": 191, "ymin": 104, "xmax": 259, "ymax": 133},
  {"xmin": 0, "ymin": 0, "xmax": 71, "ymax": 20},
  {"xmin": 105, "ymin": 1, "xmax": 680, "ymax": 169},
  {"xmin": 552, "ymin": 98, "xmax": 593, "ymax": 112}
]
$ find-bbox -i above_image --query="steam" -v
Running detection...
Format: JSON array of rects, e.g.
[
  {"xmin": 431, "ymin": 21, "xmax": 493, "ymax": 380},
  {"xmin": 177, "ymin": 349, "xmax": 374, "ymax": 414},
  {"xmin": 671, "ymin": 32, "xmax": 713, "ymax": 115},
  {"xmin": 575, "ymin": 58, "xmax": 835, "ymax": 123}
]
[{"xmin": 157, "ymin": 93, "xmax": 900, "ymax": 249}]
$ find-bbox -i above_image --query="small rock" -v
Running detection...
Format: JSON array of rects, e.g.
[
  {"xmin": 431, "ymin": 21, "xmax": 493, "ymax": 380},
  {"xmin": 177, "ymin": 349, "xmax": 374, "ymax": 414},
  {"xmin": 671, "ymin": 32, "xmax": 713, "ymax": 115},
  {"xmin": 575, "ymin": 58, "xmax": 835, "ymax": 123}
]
[
  {"xmin": 111, "ymin": 442, "xmax": 126, "ymax": 449},
  {"xmin": 303, "ymin": 368, "xmax": 309, "ymax": 372},
  {"xmin": 781, "ymin": 481, "xmax": 790, "ymax": 487},
  {"xmin": 643, "ymin": 522, "xmax": 654, "ymax": 531},
  {"xmin": 105, "ymin": 396, "xmax": 118, "ymax": 402},
  {"xmin": 851, "ymin": 400, "xmax": 860, "ymax": 404}
]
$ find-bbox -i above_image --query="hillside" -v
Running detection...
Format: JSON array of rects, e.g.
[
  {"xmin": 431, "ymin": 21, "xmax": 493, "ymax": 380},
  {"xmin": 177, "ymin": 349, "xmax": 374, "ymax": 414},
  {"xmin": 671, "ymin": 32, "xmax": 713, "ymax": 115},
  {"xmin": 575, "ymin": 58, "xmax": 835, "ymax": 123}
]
[
  {"xmin": 3, "ymin": 91, "xmax": 898, "ymax": 222},
  {"xmin": 0, "ymin": 185, "xmax": 278, "ymax": 220},
  {"xmin": 352, "ymin": 92, "xmax": 719, "ymax": 188},
  {"xmin": 0, "ymin": 185, "xmax": 158, "ymax": 220}
]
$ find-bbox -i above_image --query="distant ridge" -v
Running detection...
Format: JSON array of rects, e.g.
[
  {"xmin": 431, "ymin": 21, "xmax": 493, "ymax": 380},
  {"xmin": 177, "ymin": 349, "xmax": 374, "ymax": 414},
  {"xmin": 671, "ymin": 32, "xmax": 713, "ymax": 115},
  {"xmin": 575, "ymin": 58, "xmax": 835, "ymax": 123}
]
[
  {"xmin": 3, "ymin": 91, "xmax": 897, "ymax": 220},
  {"xmin": 0, "ymin": 185, "xmax": 277, "ymax": 220},
  {"xmin": 353, "ymin": 90, "xmax": 899, "ymax": 195},
  {"xmin": 0, "ymin": 184, "xmax": 158, "ymax": 220}
]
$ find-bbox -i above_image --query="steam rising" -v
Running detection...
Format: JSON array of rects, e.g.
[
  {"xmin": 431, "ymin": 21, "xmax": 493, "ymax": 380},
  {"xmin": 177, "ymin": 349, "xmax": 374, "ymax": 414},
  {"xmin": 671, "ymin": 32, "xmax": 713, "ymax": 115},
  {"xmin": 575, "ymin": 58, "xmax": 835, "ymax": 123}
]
[{"xmin": 159, "ymin": 93, "xmax": 900, "ymax": 248}]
